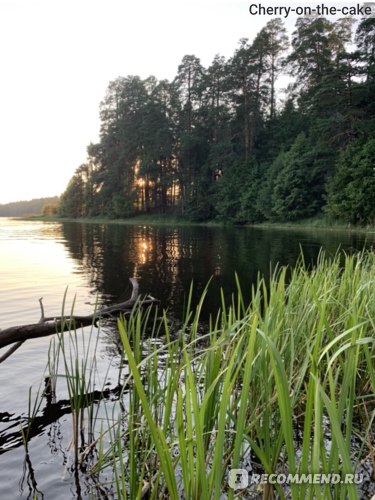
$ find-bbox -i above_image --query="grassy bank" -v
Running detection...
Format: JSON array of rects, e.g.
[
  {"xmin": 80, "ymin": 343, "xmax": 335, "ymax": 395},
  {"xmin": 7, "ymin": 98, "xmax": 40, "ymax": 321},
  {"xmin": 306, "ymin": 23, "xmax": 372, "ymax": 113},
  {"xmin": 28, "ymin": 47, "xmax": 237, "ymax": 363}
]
[
  {"xmin": 31, "ymin": 251, "xmax": 375, "ymax": 499},
  {"xmin": 21, "ymin": 213, "xmax": 375, "ymax": 233},
  {"xmin": 21, "ymin": 213, "xmax": 213, "ymax": 227},
  {"xmin": 252, "ymin": 215, "xmax": 375, "ymax": 234}
]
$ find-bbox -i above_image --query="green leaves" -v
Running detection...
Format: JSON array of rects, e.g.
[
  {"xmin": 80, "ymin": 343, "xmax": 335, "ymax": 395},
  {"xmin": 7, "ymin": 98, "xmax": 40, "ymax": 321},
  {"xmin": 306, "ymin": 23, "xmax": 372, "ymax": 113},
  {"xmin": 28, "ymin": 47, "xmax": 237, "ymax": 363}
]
[
  {"xmin": 98, "ymin": 251, "xmax": 375, "ymax": 498},
  {"xmin": 59, "ymin": 15, "xmax": 374, "ymax": 226},
  {"xmin": 326, "ymin": 137, "xmax": 375, "ymax": 224},
  {"xmin": 119, "ymin": 318, "xmax": 179, "ymax": 498},
  {"xmin": 270, "ymin": 133, "xmax": 327, "ymax": 221}
]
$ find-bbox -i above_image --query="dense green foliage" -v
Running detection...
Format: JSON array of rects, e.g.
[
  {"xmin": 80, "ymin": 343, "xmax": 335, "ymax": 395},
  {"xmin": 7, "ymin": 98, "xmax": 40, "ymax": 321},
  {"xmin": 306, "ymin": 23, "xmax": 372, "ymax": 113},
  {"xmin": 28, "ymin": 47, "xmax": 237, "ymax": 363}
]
[
  {"xmin": 60, "ymin": 16, "xmax": 375, "ymax": 224},
  {"xmin": 37, "ymin": 251, "xmax": 375, "ymax": 498}
]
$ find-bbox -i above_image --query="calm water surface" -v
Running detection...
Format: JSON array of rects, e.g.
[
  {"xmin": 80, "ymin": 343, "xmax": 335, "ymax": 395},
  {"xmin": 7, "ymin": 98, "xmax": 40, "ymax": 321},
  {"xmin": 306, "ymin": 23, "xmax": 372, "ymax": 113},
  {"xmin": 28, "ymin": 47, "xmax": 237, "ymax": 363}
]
[{"xmin": 0, "ymin": 218, "xmax": 374, "ymax": 498}]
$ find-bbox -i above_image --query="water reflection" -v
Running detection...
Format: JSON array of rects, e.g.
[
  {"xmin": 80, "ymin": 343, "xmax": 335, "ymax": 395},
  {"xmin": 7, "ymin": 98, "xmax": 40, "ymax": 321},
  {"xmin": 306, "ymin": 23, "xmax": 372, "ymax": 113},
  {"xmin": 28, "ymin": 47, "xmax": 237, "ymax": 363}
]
[
  {"xmin": 59, "ymin": 223, "xmax": 375, "ymax": 318},
  {"xmin": 20, "ymin": 448, "xmax": 44, "ymax": 500},
  {"xmin": 1, "ymin": 220, "xmax": 375, "ymax": 498}
]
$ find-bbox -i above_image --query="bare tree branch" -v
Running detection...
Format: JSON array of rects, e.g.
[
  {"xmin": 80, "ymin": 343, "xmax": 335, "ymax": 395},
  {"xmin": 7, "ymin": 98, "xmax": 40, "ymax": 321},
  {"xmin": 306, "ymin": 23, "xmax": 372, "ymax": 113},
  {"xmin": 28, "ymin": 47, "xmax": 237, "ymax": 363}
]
[
  {"xmin": 0, "ymin": 278, "xmax": 159, "ymax": 359},
  {"xmin": 0, "ymin": 341, "xmax": 25, "ymax": 363}
]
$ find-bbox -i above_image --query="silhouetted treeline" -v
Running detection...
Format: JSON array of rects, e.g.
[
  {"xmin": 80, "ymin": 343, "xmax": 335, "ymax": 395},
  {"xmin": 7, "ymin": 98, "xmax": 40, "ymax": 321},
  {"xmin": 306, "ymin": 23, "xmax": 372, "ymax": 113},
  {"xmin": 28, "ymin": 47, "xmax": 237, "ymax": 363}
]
[
  {"xmin": 60, "ymin": 16, "xmax": 375, "ymax": 225},
  {"xmin": 0, "ymin": 197, "xmax": 60, "ymax": 217}
]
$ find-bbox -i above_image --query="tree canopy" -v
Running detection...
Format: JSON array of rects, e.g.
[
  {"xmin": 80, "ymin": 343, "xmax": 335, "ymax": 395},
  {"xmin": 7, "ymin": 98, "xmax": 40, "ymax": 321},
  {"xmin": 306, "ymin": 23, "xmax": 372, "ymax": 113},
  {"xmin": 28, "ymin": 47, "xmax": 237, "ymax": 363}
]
[{"xmin": 60, "ymin": 15, "xmax": 375, "ymax": 225}]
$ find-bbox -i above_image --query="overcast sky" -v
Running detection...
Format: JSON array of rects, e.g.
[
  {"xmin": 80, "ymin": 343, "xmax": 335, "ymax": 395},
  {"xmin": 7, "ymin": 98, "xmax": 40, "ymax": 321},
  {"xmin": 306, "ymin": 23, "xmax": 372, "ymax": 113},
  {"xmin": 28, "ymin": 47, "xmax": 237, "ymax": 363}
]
[{"xmin": 0, "ymin": 0, "xmax": 364, "ymax": 204}]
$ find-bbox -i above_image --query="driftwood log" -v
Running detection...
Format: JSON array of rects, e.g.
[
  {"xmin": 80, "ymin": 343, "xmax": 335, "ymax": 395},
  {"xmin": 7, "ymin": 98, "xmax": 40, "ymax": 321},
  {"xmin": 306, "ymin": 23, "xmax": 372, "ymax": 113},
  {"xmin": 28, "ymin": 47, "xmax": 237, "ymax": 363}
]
[{"xmin": 0, "ymin": 278, "xmax": 159, "ymax": 363}]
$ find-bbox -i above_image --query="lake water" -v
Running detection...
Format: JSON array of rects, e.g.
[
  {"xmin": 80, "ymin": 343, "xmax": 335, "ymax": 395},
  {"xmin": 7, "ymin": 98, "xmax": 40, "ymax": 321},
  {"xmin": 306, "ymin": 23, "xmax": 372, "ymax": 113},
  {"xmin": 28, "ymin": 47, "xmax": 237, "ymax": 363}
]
[{"xmin": 0, "ymin": 218, "xmax": 374, "ymax": 499}]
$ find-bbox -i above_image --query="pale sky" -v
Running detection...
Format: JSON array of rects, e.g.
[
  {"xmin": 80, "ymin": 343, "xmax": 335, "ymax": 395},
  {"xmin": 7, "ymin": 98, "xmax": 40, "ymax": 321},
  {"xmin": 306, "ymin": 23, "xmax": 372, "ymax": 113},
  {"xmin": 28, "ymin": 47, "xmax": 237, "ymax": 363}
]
[{"xmin": 0, "ymin": 0, "xmax": 364, "ymax": 204}]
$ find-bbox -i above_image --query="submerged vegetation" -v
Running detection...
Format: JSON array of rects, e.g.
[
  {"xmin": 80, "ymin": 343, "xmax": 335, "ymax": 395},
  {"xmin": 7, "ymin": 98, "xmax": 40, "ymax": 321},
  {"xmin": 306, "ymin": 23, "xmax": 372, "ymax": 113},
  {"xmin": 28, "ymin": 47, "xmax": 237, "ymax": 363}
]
[{"xmin": 24, "ymin": 251, "xmax": 375, "ymax": 498}]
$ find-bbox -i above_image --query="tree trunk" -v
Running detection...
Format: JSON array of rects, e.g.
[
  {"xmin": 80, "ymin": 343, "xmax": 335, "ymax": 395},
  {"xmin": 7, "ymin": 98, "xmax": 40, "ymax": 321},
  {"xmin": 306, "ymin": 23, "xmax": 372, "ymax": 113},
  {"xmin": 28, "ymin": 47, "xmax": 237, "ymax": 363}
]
[{"xmin": 0, "ymin": 279, "xmax": 158, "ymax": 362}]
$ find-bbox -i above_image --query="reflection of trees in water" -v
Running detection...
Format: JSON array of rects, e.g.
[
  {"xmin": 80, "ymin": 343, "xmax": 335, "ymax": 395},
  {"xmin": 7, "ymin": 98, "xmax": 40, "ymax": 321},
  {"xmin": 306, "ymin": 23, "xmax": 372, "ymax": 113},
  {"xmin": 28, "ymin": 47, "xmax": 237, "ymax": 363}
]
[
  {"xmin": 60, "ymin": 223, "xmax": 106, "ymax": 295},
  {"xmin": 3, "ymin": 223, "xmax": 374, "ymax": 499},
  {"xmin": 60, "ymin": 223, "xmax": 375, "ymax": 317}
]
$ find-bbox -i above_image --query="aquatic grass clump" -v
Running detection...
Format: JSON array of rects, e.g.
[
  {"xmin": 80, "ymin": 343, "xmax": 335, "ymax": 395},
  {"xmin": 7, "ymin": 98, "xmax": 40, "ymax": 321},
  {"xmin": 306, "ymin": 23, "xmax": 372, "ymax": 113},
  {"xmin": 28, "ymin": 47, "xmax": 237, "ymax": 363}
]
[
  {"xmin": 43, "ymin": 291, "xmax": 115, "ymax": 474},
  {"xmin": 92, "ymin": 251, "xmax": 375, "ymax": 499}
]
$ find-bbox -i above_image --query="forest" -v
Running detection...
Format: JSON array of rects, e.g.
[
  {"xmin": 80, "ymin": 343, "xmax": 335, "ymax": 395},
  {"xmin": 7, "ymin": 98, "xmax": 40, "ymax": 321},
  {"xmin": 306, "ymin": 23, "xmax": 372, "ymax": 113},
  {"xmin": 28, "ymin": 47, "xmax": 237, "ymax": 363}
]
[
  {"xmin": 59, "ymin": 15, "xmax": 375, "ymax": 225},
  {"xmin": 0, "ymin": 196, "xmax": 59, "ymax": 217}
]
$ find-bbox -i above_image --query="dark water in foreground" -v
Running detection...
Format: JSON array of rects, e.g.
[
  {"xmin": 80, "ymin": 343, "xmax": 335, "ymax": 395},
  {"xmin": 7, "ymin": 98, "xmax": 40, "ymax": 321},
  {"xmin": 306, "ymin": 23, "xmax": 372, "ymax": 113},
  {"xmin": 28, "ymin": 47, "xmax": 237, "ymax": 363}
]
[{"xmin": 0, "ymin": 218, "xmax": 374, "ymax": 499}]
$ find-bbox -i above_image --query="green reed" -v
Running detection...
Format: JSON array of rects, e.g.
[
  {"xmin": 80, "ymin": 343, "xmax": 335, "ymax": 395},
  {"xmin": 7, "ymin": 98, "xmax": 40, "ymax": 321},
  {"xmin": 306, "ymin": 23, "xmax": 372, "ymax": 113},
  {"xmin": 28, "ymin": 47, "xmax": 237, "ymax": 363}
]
[
  {"xmin": 45, "ymin": 292, "xmax": 110, "ymax": 469},
  {"xmin": 26, "ymin": 251, "xmax": 375, "ymax": 499},
  {"xmin": 91, "ymin": 251, "xmax": 375, "ymax": 499}
]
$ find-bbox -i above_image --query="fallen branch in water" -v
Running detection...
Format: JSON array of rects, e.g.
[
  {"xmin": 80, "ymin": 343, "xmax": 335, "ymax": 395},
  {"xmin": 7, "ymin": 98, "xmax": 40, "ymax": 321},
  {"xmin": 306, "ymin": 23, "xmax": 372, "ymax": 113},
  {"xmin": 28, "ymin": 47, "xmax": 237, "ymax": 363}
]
[{"xmin": 0, "ymin": 278, "xmax": 159, "ymax": 362}]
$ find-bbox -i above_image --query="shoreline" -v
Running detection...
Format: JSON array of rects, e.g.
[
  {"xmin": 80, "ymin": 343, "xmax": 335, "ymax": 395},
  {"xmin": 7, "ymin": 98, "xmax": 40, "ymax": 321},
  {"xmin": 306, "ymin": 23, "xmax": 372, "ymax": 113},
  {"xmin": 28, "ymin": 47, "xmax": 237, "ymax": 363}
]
[{"xmin": 12, "ymin": 214, "xmax": 375, "ymax": 234}]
